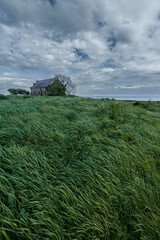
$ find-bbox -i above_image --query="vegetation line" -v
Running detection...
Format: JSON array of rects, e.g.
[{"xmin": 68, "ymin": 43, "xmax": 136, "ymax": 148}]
[{"xmin": 0, "ymin": 96, "xmax": 160, "ymax": 239}]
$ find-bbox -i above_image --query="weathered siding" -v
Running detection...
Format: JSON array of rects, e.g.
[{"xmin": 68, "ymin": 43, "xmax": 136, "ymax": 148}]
[
  {"xmin": 31, "ymin": 78, "xmax": 54, "ymax": 96},
  {"xmin": 31, "ymin": 87, "xmax": 47, "ymax": 96}
]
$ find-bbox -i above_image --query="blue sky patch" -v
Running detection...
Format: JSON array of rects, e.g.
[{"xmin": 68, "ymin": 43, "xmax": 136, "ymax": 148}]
[
  {"xmin": 107, "ymin": 35, "xmax": 117, "ymax": 50},
  {"xmin": 47, "ymin": 0, "xmax": 57, "ymax": 7},
  {"xmin": 102, "ymin": 59, "xmax": 121, "ymax": 69},
  {"xmin": 98, "ymin": 22, "xmax": 106, "ymax": 28},
  {"xmin": 74, "ymin": 48, "xmax": 89, "ymax": 60}
]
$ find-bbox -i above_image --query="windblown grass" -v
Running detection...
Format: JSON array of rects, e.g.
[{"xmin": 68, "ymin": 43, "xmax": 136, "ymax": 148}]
[
  {"xmin": 133, "ymin": 100, "xmax": 160, "ymax": 112},
  {"xmin": 0, "ymin": 96, "xmax": 160, "ymax": 239}
]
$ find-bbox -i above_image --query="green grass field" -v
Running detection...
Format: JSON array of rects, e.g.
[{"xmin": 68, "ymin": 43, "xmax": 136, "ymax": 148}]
[{"xmin": 0, "ymin": 96, "xmax": 160, "ymax": 240}]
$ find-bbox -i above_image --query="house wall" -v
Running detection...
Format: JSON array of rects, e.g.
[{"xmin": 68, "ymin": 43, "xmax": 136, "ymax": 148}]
[{"xmin": 31, "ymin": 87, "xmax": 47, "ymax": 96}]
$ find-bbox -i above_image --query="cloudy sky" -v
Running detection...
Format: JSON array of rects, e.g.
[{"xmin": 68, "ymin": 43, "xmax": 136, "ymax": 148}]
[{"xmin": 0, "ymin": 0, "xmax": 160, "ymax": 96}]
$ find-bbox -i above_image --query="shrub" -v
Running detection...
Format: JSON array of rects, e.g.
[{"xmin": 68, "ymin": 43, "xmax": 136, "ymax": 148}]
[
  {"xmin": 46, "ymin": 92, "xmax": 54, "ymax": 96},
  {"xmin": 133, "ymin": 101, "xmax": 141, "ymax": 106},
  {"xmin": 8, "ymin": 88, "xmax": 30, "ymax": 95},
  {"xmin": 0, "ymin": 94, "xmax": 7, "ymax": 100}
]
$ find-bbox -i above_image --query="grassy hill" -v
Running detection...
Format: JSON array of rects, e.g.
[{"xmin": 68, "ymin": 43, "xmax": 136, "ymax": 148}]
[{"xmin": 0, "ymin": 96, "xmax": 160, "ymax": 239}]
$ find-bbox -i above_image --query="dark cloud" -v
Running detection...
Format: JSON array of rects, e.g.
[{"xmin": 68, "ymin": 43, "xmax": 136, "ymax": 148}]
[{"xmin": 117, "ymin": 31, "xmax": 131, "ymax": 44}]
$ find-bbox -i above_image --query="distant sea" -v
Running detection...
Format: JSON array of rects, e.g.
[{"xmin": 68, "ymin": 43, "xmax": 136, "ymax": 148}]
[{"xmin": 80, "ymin": 96, "xmax": 160, "ymax": 101}]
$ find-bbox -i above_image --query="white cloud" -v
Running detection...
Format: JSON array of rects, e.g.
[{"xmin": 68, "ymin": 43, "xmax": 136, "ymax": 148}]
[{"xmin": 0, "ymin": 0, "xmax": 160, "ymax": 95}]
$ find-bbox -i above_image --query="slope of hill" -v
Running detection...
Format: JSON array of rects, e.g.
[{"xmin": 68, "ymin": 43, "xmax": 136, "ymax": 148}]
[{"xmin": 0, "ymin": 96, "xmax": 160, "ymax": 239}]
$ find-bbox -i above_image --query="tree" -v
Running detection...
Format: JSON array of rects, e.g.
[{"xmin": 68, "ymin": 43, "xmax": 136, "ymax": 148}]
[
  {"xmin": 8, "ymin": 88, "xmax": 18, "ymax": 95},
  {"xmin": 8, "ymin": 88, "xmax": 30, "ymax": 95},
  {"xmin": 47, "ymin": 78, "xmax": 66, "ymax": 96},
  {"xmin": 47, "ymin": 74, "xmax": 76, "ymax": 96}
]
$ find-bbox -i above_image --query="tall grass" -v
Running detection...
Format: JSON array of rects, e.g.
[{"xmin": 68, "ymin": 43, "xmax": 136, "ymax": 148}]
[{"xmin": 0, "ymin": 96, "xmax": 160, "ymax": 239}]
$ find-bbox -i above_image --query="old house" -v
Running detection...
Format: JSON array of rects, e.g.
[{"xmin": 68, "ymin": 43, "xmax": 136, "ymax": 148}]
[{"xmin": 31, "ymin": 78, "xmax": 54, "ymax": 96}]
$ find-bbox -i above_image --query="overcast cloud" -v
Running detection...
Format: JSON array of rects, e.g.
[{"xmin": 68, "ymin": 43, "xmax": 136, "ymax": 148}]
[{"xmin": 0, "ymin": 0, "xmax": 160, "ymax": 96}]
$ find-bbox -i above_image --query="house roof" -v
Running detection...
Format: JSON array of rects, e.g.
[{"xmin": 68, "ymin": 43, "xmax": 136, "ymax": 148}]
[{"xmin": 31, "ymin": 78, "xmax": 54, "ymax": 89}]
